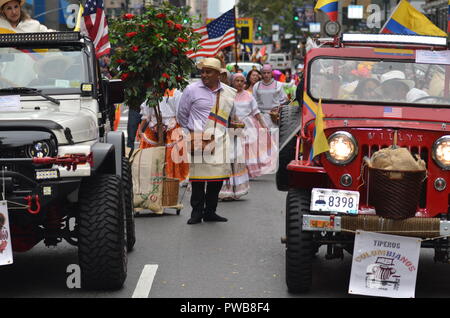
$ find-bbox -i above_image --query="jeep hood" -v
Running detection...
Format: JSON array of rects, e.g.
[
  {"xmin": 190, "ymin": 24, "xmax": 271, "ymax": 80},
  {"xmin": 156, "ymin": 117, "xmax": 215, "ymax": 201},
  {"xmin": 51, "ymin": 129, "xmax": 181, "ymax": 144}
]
[
  {"xmin": 0, "ymin": 111, "xmax": 98, "ymax": 144},
  {"xmin": 303, "ymin": 103, "xmax": 450, "ymax": 133}
]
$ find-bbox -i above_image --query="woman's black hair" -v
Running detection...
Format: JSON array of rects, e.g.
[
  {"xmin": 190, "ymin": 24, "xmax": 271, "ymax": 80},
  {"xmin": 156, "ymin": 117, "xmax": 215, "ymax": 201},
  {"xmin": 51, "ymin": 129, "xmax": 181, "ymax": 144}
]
[{"xmin": 353, "ymin": 78, "xmax": 380, "ymax": 98}]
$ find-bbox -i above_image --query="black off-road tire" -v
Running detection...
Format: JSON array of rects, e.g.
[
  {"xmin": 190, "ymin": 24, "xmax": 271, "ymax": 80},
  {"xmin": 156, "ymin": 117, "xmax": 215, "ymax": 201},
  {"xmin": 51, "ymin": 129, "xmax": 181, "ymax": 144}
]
[
  {"xmin": 276, "ymin": 105, "xmax": 301, "ymax": 191},
  {"xmin": 122, "ymin": 157, "xmax": 136, "ymax": 251},
  {"xmin": 285, "ymin": 189, "xmax": 314, "ymax": 293},
  {"xmin": 78, "ymin": 174, "xmax": 127, "ymax": 290}
]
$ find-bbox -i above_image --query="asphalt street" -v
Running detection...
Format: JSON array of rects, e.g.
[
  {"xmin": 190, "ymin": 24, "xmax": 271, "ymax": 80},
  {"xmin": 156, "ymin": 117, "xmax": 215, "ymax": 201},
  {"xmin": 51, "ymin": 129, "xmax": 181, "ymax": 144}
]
[
  {"xmin": 1, "ymin": 172, "xmax": 450, "ymax": 298},
  {"xmin": 0, "ymin": 107, "xmax": 449, "ymax": 299}
]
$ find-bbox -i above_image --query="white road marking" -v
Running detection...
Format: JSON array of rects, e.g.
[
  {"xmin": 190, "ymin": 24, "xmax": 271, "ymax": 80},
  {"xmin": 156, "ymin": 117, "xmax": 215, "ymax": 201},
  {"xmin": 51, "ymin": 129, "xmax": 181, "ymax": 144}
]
[{"xmin": 132, "ymin": 264, "xmax": 159, "ymax": 298}]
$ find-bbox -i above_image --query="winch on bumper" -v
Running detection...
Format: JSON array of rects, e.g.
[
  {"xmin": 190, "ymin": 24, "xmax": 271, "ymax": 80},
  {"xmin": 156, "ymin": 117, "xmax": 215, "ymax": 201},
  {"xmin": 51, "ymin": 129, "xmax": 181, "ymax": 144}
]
[{"xmin": 0, "ymin": 152, "xmax": 93, "ymax": 215}]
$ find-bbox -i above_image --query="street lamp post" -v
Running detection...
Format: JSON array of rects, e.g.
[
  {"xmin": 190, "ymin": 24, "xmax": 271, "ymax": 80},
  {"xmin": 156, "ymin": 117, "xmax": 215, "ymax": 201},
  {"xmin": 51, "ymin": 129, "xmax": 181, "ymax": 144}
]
[{"xmin": 384, "ymin": 0, "xmax": 389, "ymax": 22}]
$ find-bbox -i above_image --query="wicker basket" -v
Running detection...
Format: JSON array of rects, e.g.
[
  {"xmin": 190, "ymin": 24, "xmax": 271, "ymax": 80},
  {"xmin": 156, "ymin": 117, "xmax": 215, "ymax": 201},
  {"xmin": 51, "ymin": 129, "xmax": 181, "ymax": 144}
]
[
  {"xmin": 368, "ymin": 167, "xmax": 426, "ymax": 220},
  {"xmin": 161, "ymin": 177, "xmax": 179, "ymax": 207}
]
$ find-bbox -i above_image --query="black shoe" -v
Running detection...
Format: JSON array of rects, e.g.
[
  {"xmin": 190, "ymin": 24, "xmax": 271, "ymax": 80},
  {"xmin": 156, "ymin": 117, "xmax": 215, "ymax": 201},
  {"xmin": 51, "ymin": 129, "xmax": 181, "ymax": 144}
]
[
  {"xmin": 203, "ymin": 212, "xmax": 228, "ymax": 222},
  {"xmin": 187, "ymin": 210, "xmax": 203, "ymax": 225}
]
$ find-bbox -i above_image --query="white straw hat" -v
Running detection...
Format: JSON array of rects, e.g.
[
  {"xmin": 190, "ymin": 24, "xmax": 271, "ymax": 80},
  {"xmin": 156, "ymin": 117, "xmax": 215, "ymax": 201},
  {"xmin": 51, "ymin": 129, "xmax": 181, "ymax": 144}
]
[{"xmin": 380, "ymin": 70, "xmax": 415, "ymax": 90}]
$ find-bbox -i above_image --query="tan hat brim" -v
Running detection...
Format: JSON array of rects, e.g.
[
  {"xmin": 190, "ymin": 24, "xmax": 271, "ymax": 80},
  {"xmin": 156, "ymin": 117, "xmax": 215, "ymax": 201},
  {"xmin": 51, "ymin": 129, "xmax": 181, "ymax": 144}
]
[
  {"xmin": 0, "ymin": 0, "xmax": 25, "ymax": 8},
  {"xmin": 196, "ymin": 62, "xmax": 222, "ymax": 73}
]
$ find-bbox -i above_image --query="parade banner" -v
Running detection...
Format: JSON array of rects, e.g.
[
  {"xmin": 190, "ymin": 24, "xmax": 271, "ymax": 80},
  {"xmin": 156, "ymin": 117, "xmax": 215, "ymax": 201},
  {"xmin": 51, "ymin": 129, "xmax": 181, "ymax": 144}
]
[
  {"xmin": 0, "ymin": 201, "xmax": 13, "ymax": 266},
  {"xmin": 349, "ymin": 231, "xmax": 421, "ymax": 298}
]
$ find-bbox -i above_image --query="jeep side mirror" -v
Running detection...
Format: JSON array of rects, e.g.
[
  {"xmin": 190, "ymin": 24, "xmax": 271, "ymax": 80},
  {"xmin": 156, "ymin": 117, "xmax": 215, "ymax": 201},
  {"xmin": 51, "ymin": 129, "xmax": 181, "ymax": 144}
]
[{"xmin": 105, "ymin": 79, "xmax": 124, "ymax": 104}]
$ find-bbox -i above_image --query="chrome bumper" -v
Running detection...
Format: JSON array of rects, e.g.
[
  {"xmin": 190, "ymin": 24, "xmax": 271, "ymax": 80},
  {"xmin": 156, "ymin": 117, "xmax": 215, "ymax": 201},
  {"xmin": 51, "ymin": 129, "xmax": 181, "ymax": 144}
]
[{"xmin": 302, "ymin": 214, "xmax": 450, "ymax": 238}]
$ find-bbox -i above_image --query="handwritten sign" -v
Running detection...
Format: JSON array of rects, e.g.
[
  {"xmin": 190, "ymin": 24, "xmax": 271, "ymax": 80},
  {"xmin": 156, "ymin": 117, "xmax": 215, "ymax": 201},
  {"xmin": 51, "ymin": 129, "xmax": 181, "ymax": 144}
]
[
  {"xmin": 416, "ymin": 50, "xmax": 450, "ymax": 65},
  {"xmin": 349, "ymin": 231, "xmax": 421, "ymax": 298},
  {"xmin": 0, "ymin": 201, "xmax": 13, "ymax": 266},
  {"xmin": 0, "ymin": 95, "xmax": 20, "ymax": 112}
]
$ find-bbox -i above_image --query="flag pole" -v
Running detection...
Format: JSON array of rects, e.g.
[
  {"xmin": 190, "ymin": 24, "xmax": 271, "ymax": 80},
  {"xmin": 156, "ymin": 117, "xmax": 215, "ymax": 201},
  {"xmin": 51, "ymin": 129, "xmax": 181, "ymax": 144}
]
[
  {"xmin": 379, "ymin": 0, "xmax": 401, "ymax": 33},
  {"xmin": 233, "ymin": 5, "xmax": 239, "ymax": 69}
]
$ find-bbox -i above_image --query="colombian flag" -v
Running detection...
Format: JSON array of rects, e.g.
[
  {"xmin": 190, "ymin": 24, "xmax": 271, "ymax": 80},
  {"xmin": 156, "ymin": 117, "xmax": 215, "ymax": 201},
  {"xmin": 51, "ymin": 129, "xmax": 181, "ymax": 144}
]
[
  {"xmin": 303, "ymin": 93, "xmax": 330, "ymax": 160},
  {"xmin": 314, "ymin": 0, "xmax": 338, "ymax": 22},
  {"xmin": 380, "ymin": 0, "xmax": 446, "ymax": 36}
]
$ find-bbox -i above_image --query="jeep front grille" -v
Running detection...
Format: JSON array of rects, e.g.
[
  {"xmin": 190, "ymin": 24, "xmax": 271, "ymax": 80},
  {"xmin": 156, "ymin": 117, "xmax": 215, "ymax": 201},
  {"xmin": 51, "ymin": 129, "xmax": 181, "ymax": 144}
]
[{"xmin": 0, "ymin": 146, "xmax": 35, "ymax": 181}]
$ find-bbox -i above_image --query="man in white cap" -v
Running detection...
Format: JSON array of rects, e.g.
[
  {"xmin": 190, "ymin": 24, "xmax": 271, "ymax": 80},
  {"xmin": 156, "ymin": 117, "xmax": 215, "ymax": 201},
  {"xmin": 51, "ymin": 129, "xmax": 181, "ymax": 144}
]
[
  {"xmin": 377, "ymin": 70, "xmax": 415, "ymax": 102},
  {"xmin": 177, "ymin": 57, "xmax": 236, "ymax": 225}
]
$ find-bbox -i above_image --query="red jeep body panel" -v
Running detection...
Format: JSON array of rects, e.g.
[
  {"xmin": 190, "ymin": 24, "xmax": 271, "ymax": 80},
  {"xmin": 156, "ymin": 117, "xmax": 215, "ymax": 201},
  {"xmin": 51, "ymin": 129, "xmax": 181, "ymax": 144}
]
[{"xmin": 288, "ymin": 46, "xmax": 450, "ymax": 217}]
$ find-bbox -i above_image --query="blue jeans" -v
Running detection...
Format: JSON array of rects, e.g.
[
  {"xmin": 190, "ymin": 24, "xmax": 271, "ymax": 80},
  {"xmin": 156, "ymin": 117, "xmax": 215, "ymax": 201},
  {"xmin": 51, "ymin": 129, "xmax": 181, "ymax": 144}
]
[{"xmin": 127, "ymin": 107, "xmax": 141, "ymax": 149}]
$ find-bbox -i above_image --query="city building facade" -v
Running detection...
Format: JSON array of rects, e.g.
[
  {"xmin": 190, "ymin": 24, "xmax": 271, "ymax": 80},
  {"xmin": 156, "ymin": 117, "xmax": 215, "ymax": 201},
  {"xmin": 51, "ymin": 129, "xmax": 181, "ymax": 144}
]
[{"xmin": 422, "ymin": 0, "xmax": 448, "ymax": 32}]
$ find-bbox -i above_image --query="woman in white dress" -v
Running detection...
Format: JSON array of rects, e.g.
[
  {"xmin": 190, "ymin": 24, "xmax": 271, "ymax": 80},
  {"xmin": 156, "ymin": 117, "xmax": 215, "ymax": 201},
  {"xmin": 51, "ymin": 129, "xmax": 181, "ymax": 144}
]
[
  {"xmin": 252, "ymin": 64, "xmax": 288, "ymax": 129},
  {"xmin": 219, "ymin": 73, "xmax": 269, "ymax": 200},
  {"xmin": 139, "ymin": 89, "xmax": 189, "ymax": 181},
  {"xmin": 250, "ymin": 64, "xmax": 285, "ymax": 175}
]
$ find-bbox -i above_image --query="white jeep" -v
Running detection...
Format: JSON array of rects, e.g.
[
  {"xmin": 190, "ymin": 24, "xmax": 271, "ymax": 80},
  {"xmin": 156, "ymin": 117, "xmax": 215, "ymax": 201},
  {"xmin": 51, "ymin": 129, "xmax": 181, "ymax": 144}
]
[{"xmin": 0, "ymin": 32, "xmax": 135, "ymax": 290}]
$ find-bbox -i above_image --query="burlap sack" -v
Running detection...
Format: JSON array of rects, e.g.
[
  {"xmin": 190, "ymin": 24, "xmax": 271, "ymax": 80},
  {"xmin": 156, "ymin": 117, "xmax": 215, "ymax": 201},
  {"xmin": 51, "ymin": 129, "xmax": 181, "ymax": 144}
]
[
  {"xmin": 368, "ymin": 147, "xmax": 426, "ymax": 171},
  {"xmin": 129, "ymin": 146, "xmax": 166, "ymax": 214}
]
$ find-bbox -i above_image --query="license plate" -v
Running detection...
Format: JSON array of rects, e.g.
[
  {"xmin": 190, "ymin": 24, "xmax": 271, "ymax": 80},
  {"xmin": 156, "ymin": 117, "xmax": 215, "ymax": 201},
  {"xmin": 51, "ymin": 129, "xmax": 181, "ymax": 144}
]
[
  {"xmin": 310, "ymin": 188, "xmax": 359, "ymax": 214},
  {"xmin": 0, "ymin": 201, "xmax": 13, "ymax": 266}
]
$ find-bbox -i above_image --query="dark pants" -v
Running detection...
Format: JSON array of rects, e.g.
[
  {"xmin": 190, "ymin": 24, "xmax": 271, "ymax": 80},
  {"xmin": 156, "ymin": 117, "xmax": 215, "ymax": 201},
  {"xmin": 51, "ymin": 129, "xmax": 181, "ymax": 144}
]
[
  {"xmin": 127, "ymin": 107, "xmax": 142, "ymax": 149},
  {"xmin": 190, "ymin": 181, "xmax": 224, "ymax": 214}
]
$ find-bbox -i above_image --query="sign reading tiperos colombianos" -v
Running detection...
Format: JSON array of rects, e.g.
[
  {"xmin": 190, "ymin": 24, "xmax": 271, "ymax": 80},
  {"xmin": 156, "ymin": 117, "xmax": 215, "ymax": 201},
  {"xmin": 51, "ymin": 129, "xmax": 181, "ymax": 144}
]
[{"xmin": 349, "ymin": 231, "xmax": 421, "ymax": 298}]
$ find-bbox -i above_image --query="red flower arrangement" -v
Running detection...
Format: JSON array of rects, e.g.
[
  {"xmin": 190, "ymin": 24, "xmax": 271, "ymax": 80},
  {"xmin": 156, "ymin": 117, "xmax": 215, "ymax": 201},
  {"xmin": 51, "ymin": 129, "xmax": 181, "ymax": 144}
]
[
  {"xmin": 125, "ymin": 31, "xmax": 138, "ymax": 38},
  {"xmin": 176, "ymin": 37, "xmax": 188, "ymax": 44},
  {"xmin": 110, "ymin": 4, "xmax": 201, "ymax": 145}
]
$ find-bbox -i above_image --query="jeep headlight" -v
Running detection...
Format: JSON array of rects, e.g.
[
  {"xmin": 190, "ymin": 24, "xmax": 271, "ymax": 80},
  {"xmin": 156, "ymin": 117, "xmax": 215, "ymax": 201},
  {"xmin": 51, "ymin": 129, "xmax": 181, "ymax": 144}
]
[
  {"xmin": 27, "ymin": 141, "xmax": 52, "ymax": 158},
  {"xmin": 433, "ymin": 136, "xmax": 450, "ymax": 170},
  {"xmin": 327, "ymin": 131, "xmax": 358, "ymax": 165}
]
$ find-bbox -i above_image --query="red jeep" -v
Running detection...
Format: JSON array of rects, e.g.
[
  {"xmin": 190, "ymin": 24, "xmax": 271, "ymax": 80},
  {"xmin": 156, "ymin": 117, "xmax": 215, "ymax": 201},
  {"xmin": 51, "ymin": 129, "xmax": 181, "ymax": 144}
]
[{"xmin": 277, "ymin": 34, "xmax": 450, "ymax": 293}]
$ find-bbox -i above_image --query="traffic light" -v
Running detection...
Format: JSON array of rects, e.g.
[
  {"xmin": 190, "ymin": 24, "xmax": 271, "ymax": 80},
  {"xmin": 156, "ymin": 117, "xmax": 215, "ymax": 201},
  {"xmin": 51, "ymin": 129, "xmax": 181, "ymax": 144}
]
[
  {"xmin": 240, "ymin": 26, "xmax": 250, "ymax": 42},
  {"xmin": 294, "ymin": 15, "xmax": 299, "ymax": 21},
  {"xmin": 256, "ymin": 23, "xmax": 262, "ymax": 39}
]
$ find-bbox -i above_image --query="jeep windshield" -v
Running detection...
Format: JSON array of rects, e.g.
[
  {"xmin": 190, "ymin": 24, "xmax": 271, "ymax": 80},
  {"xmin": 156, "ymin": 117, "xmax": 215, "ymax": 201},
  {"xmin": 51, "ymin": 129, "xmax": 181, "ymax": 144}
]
[
  {"xmin": 0, "ymin": 46, "xmax": 88, "ymax": 95},
  {"xmin": 309, "ymin": 58, "xmax": 450, "ymax": 106}
]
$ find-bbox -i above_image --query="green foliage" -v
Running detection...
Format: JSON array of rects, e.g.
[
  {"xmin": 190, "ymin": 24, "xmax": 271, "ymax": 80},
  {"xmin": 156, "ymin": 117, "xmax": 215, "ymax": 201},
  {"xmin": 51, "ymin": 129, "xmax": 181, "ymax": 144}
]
[
  {"xmin": 237, "ymin": 0, "xmax": 305, "ymax": 36},
  {"xmin": 109, "ymin": 3, "xmax": 201, "ymax": 109}
]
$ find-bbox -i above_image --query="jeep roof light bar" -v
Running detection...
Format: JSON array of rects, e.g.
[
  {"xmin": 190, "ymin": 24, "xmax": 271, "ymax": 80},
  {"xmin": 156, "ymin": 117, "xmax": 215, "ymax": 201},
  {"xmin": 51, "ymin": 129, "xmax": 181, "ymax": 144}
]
[
  {"xmin": 0, "ymin": 32, "xmax": 81, "ymax": 47},
  {"xmin": 341, "ymin": 33, "xmax": 447, "ymax": 49}
]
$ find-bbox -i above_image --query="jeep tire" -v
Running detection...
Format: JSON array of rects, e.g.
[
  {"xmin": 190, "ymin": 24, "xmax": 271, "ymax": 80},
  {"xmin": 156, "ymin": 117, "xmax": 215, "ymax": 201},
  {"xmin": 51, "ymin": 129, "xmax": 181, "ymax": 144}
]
[
  {"xmin": 276, "ymin": 105, "xmax": 301, "ymax": 191},
  {"xmin": 122, "ymin": 157, "xmax": 136, "ymax": 251},
  {"xmin": 285, "ymin": 189, "xmax": 313, "ymax": 293},
  {"xmin": 78, "ymin": 174, "xmax": 127, "ymax": 290}
]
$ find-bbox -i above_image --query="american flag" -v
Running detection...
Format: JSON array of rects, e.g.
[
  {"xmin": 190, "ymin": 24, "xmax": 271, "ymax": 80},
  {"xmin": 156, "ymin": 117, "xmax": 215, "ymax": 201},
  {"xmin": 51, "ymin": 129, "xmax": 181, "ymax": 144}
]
[
  {"xmin": 80, "ymin": 0, "xmax": 110, "ymax": 58},
  {"xmin": 383, "ymin": 107, "xmax": 403, "ymax": 118},
  {"xmin": 187, "ymin": 8, "xmax": 236, "ymax": 59}
]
